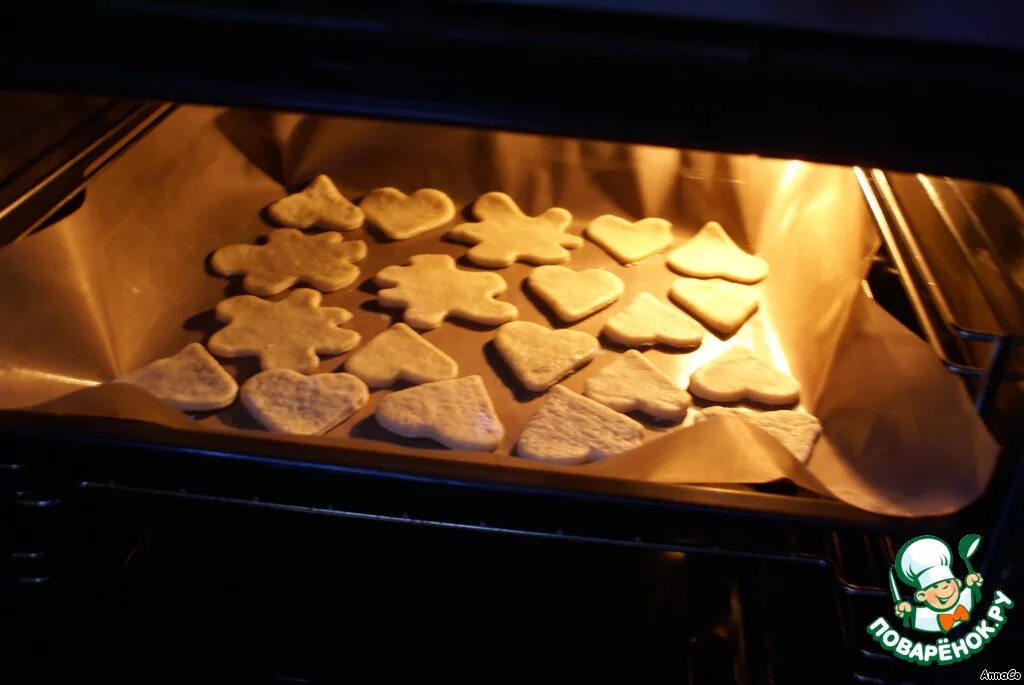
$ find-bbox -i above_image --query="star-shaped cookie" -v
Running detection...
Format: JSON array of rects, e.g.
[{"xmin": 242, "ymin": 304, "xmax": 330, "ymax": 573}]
[
  {"xmin": 211, "ymin": 229, "xmax": 367, "ymax": 296},
  {"xmin": 447, "ymin": 192, "xmax": 580, "ymax": 267},
  {"xmin": 208, "ymin": 288, "xmax": 361, "ymax": 373},
  {"xmin": 374, "ymin": 253, "xmax": 519, "ymax": 329},
  {"xmin": 267, "ymin": 174, "xmax": 364, "ymax": 232}
]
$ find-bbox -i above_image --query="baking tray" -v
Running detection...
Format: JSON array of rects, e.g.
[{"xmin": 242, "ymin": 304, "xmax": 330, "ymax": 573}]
[{"xmin": 0, "ymin": 105, "xmax": 999, "ymax": 517}]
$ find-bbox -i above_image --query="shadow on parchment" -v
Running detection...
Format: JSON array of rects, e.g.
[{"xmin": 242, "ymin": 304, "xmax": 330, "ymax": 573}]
[{"xmin": 214, "ymin": 109, "xmax": 319, "ymax": 188}]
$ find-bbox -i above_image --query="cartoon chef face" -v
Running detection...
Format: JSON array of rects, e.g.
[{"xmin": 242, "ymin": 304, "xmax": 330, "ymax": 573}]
[{"xmin": 916, "ymin": 578, "xmax": 963, "ymax": 611}]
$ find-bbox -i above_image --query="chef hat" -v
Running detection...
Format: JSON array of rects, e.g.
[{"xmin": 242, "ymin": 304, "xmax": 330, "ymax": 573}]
[{"xmin": 896, "ymin": 536, "xmax": 956, "ymax": 590}]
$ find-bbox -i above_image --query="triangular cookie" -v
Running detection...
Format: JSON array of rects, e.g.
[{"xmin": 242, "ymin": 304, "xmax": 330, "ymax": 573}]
[
  {"xmin": 494, "ymin": 321, "xmax": 599, "ymax": 392},
  {"xmin": 667, "ymin": 221, "xmax": 767, "ymax": 283},
  {"xmin": 116, "ymin": 342, "xmax": 237, "ymax": 411},
  {"xmin": 345, "ymin": 323, "xmax": 458, "ymax": 387},
  {"xmin": 516, "ymin": 385, "xmax": 644, "ymax": 465},
  {"xmin": 375, "ymin": 375, "xmax": 505, "ymax": 451},
  {"xmin": 584, "ymin": 350, "xmax": 691, "ymax": 421}
]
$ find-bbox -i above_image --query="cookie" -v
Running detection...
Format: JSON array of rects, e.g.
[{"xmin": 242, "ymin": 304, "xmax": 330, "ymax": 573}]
[
  {"xmin": 267, "ymin": 174, "xmax": 364, "ymax": 232},
  {"xmin": 447, "ymin": 192, "xmax": 580, "ymax": 267},
  {"xmin": 494, "ymin": 321, "xmax": 599, "ymax": 392},
  {"xmin": 375, "ymin": 253, "xmax": 518, "ymax": 330},
  {"xmin": 241, "ymin": 369, "xmax": 368, "ymax": 435},
  {"xmin": 584, "ymin": 350, "xmax": 691, "ymax": 421},
  {"xmin": 699, "ymin": 406, "xmax": 821, "ymax": 462},
  {"xmin": 585, "ymin": 214, "xmax": 673, "ymax": 264},
  {"xmin": 669, "ymin": 278, "xmax": 759, "ymax": 336},
  {"xmin": 360, "ymin": 187, "xmax": 456, "ymax": 240},
  {"xmin": 603, "ymin": 292, "xmax": 703, "ymax": 348},
  {"xmin": 115, "ymin": 342, "xmax": 237, "ymax": 411},
  {"xmin": 688, "ymin": 345, "xmax": 800, "ymax": 405},
  {"xmin": 375, "ymin": 375, "xmax": 504, "ymax": 451},
  {"xmin": 208, "ymin": 288, "xmax": 361, "ymax": 373},
  {"xmin": 516, "ymin": 385, "xmax": 644, "ymax": 465},
  {"xmin": 527, "ymin": 265, "xmax": 623, "ymax": 322},
  {"xmin": 211, "ymin": 228, "xmax": 367, "ymax": 296},
  {"xmin": 345, "ymin": 323, "xmax": 458, "ymax": 388},
  {"xmin": 666, "ymin": 221, "xmax": 768, "ymax": 283}
]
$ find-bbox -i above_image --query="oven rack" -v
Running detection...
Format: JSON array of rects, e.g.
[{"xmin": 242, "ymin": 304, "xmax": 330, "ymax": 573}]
[{"xmin": 858, "ymin": 169, "xmax": 1024, "ymax": 415}]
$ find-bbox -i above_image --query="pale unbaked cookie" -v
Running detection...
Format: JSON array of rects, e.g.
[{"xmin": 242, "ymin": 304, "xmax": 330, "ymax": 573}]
[
  {"xmin": 666, "ymin": 221, "xmax": 767, "ymax": 283},
  {"xmin": 208, "ymin": 288, "xmax": 361, "ymax": 373},
  {"xmin": 585, "ymin": 215, "xmax": 673, "ymax": 264},
  {"xmin": 211, "ymin": 228, "xmax": 367, "ymax": 296},
  {"xmin": 241, "ymin": 369, "xmax": 368, "ymax": 435},
  {"xmin": 516, "ymin": 385, "xmax": 644, "ymax": 465},
  {"xmin": 375, "ymin": 253, "xmax": 518, "ymax": 329},
  {"xmin": 669, "ymin": 278, "xmax": 759, "ymax": 336},
  {"xmin": 603, "ymin": 292, "xmax": 703, "ymax": 348},
  {"xmin": 688, "ymin": 345, "xmax": 800, "ymax": 405},
  {"xmin": 584, "ymin": 350, "xmax": 691, "ymax": 421},
  {"xmin": 375, "ymin": 375, "xmax": 504, "ymax": 451},
  {"xmin": 699, "ymin": 406, "xmax": 821, "ymax": 463},
  {"xmin": 360, "ymin": 187, "xmax": 456, "ymax": 240},
  {"xmin": 115, "ymin": 342, "xmax": 237, "ymax": 411},
  {"xmin": 494, "ymin": 321, "xmax": 599, "ymax": 392},
  {"xmin": 447, "ymin": 192, "xmax": 580, "ymax": 267},
  {"xmin": 527, "ymin": 265, "xmax": 623, "ymax": 322},
  {"xmin": 267, "ymin": 174, "xmax": 364, "ymax": 231},
  {"xmin": 345, "ymin": 323, "xmax": 458, "ymax": 388}
]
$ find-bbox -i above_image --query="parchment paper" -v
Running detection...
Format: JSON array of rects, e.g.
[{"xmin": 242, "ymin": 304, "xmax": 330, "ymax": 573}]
[{"xmin": 0, "ymin": 105, "xmax": 999, "ymax": 517}]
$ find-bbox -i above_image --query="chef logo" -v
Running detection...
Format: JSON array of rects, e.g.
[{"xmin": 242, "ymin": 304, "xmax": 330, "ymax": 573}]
[{"xmin": 866, "ymin": 534, "xmax": 1015, "ymax": 666}]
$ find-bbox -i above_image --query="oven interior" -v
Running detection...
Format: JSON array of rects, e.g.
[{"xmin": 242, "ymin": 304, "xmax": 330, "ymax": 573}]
[{"xmin": 1, "ymin": 94, "xmax": 1022, "ymax": 683}]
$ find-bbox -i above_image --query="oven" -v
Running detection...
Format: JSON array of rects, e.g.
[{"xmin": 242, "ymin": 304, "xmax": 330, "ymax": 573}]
[{"xmin": 1, "ymin": 3, "xmax": 1022, "ymax": 683}]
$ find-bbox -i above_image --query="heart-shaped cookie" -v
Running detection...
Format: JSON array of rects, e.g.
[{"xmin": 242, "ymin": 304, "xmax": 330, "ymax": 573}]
[
  {"xmin": 517, "ymin": 385, "xmax": 644, "ymax": 465},
  {"xmin": 494, "ymin": 321, "xmax": 599, "ymax": 392},
  {"xmin": 360, "ymin": 187, "xmax": 456, "ymax": 240},
  {"xmin": 527, "ymin": 265, "xmax": 624, "ymax": 322},
  {"xmin": 603, "ymin": 292, "xmax": 704, "ymax": 348},
  {"xmin": 699, "ymin": 406, "xmax": 821, "ymax": 462},
  {"xmin": 267, "ymin": 175, "xmax": 364, "ymax": 232},
  {"xmin": 584, "ymin": 350, "xmax": 691, "ymax": 421},
  {"xmin": 115, "ymin": 342, "xmax": 238, "ymax": 411},
  {"xmin": 345, "ymin": 323, "xmax": 458, "ymax": 388},
  {"xmin": 375, "ymin": 375, "xmax": 504, "ymax": 451},
  {"xmin": 667, "ymin": 221, "xmax": 767, "ymax": 283},
  {"xmin": 688, "ymin": 345, "xmax": 800, "ymax": 405},
  {"xmin": 585, "ymin": 214, "xmax": 674, "ymax": 264},
  {"xmin": 241, "ymin": 369, "xmax": 369, "ymax": 435},
  {"xmin": 670, "ymin": 278, "xmax": 759, "ymax": 336}
]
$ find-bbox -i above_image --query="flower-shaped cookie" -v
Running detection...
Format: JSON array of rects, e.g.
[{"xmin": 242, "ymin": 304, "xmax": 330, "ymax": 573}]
[
  {"xmin": 374, "ymin": 253, "xmax": 518, "ymax": 329},
  {"xmin": 447, "ymin": 192, "xmax": 580, "ymax": 267},
  {"xmin": 211, "ymin": 229, "xmax": 367, "ymax": 296},
  {"xmin": 208, "ymin": 288, "xmax": 361, "ymax": 373}
]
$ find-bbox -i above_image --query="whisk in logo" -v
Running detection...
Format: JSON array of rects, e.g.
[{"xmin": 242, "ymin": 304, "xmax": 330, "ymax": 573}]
[{"xmin": 866, "ymin": 534, "xmax": 1015, "ymax": 666}]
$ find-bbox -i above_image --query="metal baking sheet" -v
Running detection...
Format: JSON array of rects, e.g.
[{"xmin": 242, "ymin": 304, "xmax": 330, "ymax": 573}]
[{"xmin": 0, "ymin": 105, "xmax": 999, "ymax": 517}]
